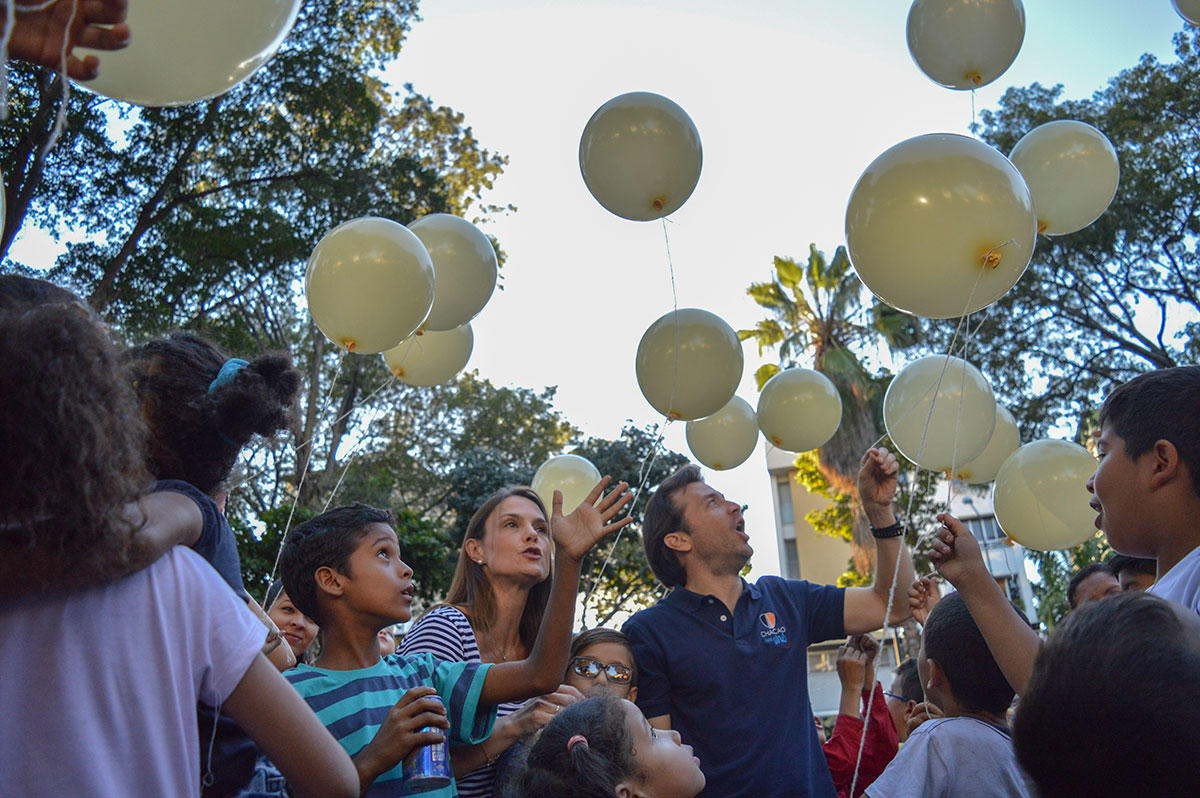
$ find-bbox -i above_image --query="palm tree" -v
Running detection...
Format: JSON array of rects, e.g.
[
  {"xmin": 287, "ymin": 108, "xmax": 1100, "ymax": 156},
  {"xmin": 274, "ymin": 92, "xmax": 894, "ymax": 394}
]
[{"xmin": 739, "ymin": 244, "xmax": 919, "ymax": 551}]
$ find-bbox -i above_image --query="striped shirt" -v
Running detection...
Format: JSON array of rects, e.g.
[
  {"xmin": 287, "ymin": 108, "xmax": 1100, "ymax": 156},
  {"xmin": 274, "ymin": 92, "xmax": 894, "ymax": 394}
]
[
  {"xmin": 401, "ymin": 606, "xmax": 523, "ymax": 798},
  {"xmin": 286, "ymin": 652, "xmax": 494, "ymax": 798}
]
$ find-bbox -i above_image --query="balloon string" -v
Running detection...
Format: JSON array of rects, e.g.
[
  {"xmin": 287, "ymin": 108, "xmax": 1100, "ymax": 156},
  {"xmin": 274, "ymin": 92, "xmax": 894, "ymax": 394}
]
[
  {"xmin": 268, "ymin": 349, "xmax": 345, "ymax": 586},
  {"xmin": 848, "ymin": 260, "xmax": 988, "ymax": 797},
  {"xmin": 321, "ymin": 380, "xmax": 395, "ymax": 513},
  {"xmin": 664, "ymin": 216, "xmax": 681, "ymax": 420}
]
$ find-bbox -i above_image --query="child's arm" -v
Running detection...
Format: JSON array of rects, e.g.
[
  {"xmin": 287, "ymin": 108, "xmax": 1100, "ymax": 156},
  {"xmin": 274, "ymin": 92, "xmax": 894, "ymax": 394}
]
[
  {"xmin": 5, "ymin": 0, "xmax": 130, "ymax": 80},
  {"xmin": 448, "ymin": 685, "xmax": 582, "ymax": 778},
  {"xmin": 835, "ymin": 638, "xmax": 868, "ymax": 719},
  {"xmin": 349, "ymin": 686, "xmax": 450, "ymax": 794},
  {"xmin": 930, "ymin": 513, "xmax": 1042, "ymax": 694},
  {"xmin": 222, "ymin": 653, "xmax": 360, "ymax": 798},
  {"xmin": 846, "ymin": 449, "xmax": 916, "ymax": 632},
  {"xmin": 479, "ymin": 478, "xmax": 632, "ymax": 705},
  {"xmin": 125, "ymin": 490, "xmax": 205, "ymax": 571}
]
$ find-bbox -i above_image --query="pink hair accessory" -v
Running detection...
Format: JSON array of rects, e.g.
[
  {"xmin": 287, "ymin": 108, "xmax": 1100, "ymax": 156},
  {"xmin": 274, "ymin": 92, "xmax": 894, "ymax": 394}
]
[{"xmin": 567, "ymin": 734, "xmax": 588, "ymax": 752}]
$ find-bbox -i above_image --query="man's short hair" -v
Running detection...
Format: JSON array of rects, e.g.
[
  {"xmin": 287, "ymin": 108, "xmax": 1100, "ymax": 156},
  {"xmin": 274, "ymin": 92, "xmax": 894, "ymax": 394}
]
[
  {"xmin": 640, "ymin": 465, "xmax": 702, "ymax": 587},
  {"xmin": 1066, "ymin": 562, "xmax": 1114, "ymax": 609},
  {"xmin": 1107, "ymin": 554, "xmax": 1156, "ymax": 580},
  {"xmin": 922, "ymin": 591, "xmax": 1015, "ymax": 716},
  {"xmin": 569, "ymin": 628, "xmax": 638, "ymax": 688},
  {"xmin": 1013, "ymin": 592, "xmax": 1200, "ymax": 796},
  {"xmin": 891, "ymin": 657, "xmax": 922, "ymax": 703},
  {"xmin": 1099, "ymin": 366, "xmax": 1200, "ymax": 496},
  {"xmin": 279, "ymin": 503, "xmax": 394, "ymax": 626}
]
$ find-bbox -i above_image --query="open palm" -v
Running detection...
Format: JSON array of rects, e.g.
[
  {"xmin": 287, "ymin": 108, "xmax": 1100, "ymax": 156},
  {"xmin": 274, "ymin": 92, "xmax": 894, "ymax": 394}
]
[{"xmin": 551, "ymin": 476, "xmax": 633, "ymax": 562}]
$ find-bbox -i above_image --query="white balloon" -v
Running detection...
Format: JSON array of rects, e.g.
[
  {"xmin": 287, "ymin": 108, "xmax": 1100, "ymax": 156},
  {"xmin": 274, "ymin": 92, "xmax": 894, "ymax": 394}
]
[
  {"xmin": 993, "ymin": 439, "xmax": 1098, "ymax": 551},
  {"xmin": 382, "ymin": 325, "xmax": 473, "ymax": 387},
  {"xmin": 635, "ymin": 308, "xmax": 743, "ymax": 422},
  {"xmin": 532, "ymin": 454, "xmax": 602, "ymax": 515},
  {"xmin": 1173, "ymin": 0, "xmax": 1200, "ymax": 26},
  {"xmin": 305, "ymin": 217, "xmax": 434, "ymax": 354},
  {"xmin": 686, "ymin": 396, "xmax": 759, "ymax": 471},
  {"xmin": 78, "ymin": 0, "xmax": 301, "ymax": 106},
  {"xmin": 1009, "ymin": 120, "xmax": 1120, "ymax": 236},
  {"xmin": 906, "ymin": 0, "xmax": 1025, "ymax": 90},
  {"xmin": 579, "ymin": 92, "xmax": 703, "ymax": 221},
  {"xmin": 845, "ymin": 133, "xmax": 1037, "ymax": 319},
  {"xmin": 883, "ymin": 355, "xmax": 997, "ymax": 472},
  {"xmin": 955, "ymin": 406, "xmax": 1020, "ymax": 483},
  {"xmin": 755, "ymin": 368, "xmax": 842, "ymax": 453},
  {"xmin": 408, "ymin": 215, "xmax": 498, "ymax": 331}
]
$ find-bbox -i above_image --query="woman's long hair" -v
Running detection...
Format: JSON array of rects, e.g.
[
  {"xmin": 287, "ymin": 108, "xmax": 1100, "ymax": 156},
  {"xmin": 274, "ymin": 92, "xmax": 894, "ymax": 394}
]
[{"xmin": 440, "ymin": 486, "xmax": 552, "ymax": 653}]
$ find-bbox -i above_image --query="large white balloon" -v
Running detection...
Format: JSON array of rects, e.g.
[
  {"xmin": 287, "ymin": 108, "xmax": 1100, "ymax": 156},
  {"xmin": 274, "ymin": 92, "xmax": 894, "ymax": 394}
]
[
  {"xmin": 635, "ymin": 308, "xmax": 743, "ymax": 422},
  {"xmin": 993, "ymin": 439, "xmax": 1098, "ymax": 551},
  {"xmin": 906, "ymin": 0, "xmax": 1025, "ymax": 90},
  {"xmin": 532, "ymin": 454, "xmax": 602, "ymax": 515},
  {"xmin": 78, "ymin": 0, "xmax": 301, "ymax": 106},
  {"xmin": 408, "ymin": 215, "xmax": 498, "ymax": 332},
  {"xmin": 305, "ymin": 217, "xmax": 434, "ymax": 354},
  {"xmin": 845, "ymin": 133, "xmax": 1037, "ymax": 319},
  {"xmin": 686, "ymin": 396, "xmax": 759, "ymax": 471},
  {"xmin": 884, "ymin": 355, "xmax": 997, "ymax": 472},
  {"xmin": 382, "ymin": 324, "xmax": 473, "ymax": 387},
  {"xmin": 579, "ymin": 92, "xmax": 702, "ymax": 221},
  {"xmin": 1009, "ymin": 120, "xmax": 1120, "ymax": 236},
  {"xmin": 955, "ymin": 405, "xmax": 1020, "ymax": 483},
  {"xmin": 1173, "ymin": 0, "xmax": 1200, "ymax": 26},
  {"xmin": 756, "ymin": 368, "xmax": 842, "ymax": 452}
]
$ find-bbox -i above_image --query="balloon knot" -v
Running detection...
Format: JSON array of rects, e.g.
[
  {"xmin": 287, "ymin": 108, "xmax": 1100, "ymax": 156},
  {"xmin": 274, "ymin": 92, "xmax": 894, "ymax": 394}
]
[
  {"xmin": 967, "ymin": 71, "xmax": 982, "ymax": 86},
  {"xmin": 771, "ymin": 436, "xmax": 782, "ymax": 447},
  {"xmin": 1003, "ymin": 536, "xmax": 1016, "ymax": 547},
  {"xmin": 713, "ymin": 463, "xmax": 724, "ymax": 470},
  {"xmin": 415, "ymin": 326, "xmax": 425, "ymax": 336},
  {"xmin": 666, "ymin": 411, "xmax": 680, "ymax": 422},
  {"xmin": 981, "ymin": 250, "xmax": 1002, "ymax": 269},
  {"xmin": 343, "ymin": 339, "xmax": 357, "ymax": 352},
  {"xmin": 1037, "ymin": 220, "xmax": 1047, "ymax": 234},
  {"xmin": 652, "ymin": 198, "xmax": 665, "ymax": 211},
  {"xmin": 392, "ymin": 367, "xmax": 404, "ymax": 378}
]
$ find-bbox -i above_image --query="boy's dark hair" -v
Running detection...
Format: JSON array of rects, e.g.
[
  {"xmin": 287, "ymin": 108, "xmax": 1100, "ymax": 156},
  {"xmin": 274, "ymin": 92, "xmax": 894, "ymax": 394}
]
[
  {"xmin": 514, "ymin": 696, "xmax": 636, "ymax": 798},
  {"xmin": 570, "ymin": 628, "xmax": 639, "ymax": 687},
  {"xmin": 1066, "ymin": 562, "xmax": 1114, "ymax": 609},
  {"xmin": 922, "ymin": 591, "xmax": 1016, "ymax": 715},
  {"xmin": 279, "ymin": 503, "xmax": 394, "ymax": 626},
  {"xmin": 1099, "ymin": 366, "xmax": 1200, "ymax": 496},
  {"xmin": 1107, "ymin": 554, "xmax": 1156, "ymax": 580},
  {"xmin": 125, "ymin": 332, "xmax": 301, "ymax": 496},
  {"xmin": 0, "ymin": 299, "xmax": 149, "ymax": 590},
  {"xmin": 891, "ymin": 657, "xmax": 922, "ymax": 703},
  {"xmin": 1014, "ymin": 592, "xmax": 1200, "ymax": 797},
  {"xmin": 641, "ymin": 465, "xmax": 702, "ymax": 587}
]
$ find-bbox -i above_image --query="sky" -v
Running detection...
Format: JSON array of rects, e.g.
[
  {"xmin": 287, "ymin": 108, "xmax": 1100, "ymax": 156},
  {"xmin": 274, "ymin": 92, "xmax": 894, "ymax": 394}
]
[{"xmin": 10, "ymin": 0, "xmax": 1192, "ymax": 583}]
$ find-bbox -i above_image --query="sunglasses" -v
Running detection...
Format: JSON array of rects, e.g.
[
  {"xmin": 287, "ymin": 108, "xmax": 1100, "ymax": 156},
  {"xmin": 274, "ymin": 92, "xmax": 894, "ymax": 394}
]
[{"xmin": 570, "ymin": 656, "xmax": 633, "ymax": 685}]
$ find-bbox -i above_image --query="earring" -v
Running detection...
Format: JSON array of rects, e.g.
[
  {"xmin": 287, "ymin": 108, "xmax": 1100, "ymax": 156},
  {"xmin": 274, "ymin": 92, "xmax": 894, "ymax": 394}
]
[{"xmin": 476, "ymin": 560, "xmax": 484, "ymax": 566}]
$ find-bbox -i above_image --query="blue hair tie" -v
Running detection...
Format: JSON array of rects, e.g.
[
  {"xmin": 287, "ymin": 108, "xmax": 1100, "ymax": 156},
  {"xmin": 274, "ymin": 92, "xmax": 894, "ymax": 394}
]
[{"xmin": 208, "ymin": 358, "xmax": 248, "ymax": 394}]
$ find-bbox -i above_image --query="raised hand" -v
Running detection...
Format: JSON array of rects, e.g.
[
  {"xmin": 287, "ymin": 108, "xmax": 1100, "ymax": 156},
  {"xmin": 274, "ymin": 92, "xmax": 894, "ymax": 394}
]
[
  {"xmin": 354, "ymin": 686, "xmax": 449, "ymax": 786},
  {"xmin": 907, "ymin": 576, "xmax": 942, "ymax": 626},
  {"xmin": 929, "ymin": 513, "xmax": 988, "ymax": 588},
  {"xmin": 7, "ymin": 0, "xmax": 131, "ymax": 81},
  {"xmin": 857, "ymin": 633, "xmax": 880, "ymax": 690},
  {"xmin": 551, "ymin": 476, "xmax": 633, "ymax": 562},
  {"xmin": 835, "ymin": 637, "xmax": 868, "ymax": 693},
  {"xmin": 858, "ymin": 447, "xmax": 899, "ymax": 526}
]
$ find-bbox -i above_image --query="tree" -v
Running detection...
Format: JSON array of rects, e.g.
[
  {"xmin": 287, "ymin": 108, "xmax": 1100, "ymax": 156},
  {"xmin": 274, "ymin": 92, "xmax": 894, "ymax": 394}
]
[{"xmin": 936, "ymin": 28, "xmax": 1200, "ymax": 437}]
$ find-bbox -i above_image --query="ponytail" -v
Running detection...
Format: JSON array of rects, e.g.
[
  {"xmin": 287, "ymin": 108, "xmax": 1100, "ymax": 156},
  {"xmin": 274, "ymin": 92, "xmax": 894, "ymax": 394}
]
[{"xmin": 512, "ymin": 697, "xmax": 636, "ymax": 798}]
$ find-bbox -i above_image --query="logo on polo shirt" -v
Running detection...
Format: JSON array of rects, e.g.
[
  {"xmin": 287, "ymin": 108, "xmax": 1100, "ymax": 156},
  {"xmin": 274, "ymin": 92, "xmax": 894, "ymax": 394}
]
[{"xmin": 758, "ymin": 611, "xmax": 789, "ymax": 646}]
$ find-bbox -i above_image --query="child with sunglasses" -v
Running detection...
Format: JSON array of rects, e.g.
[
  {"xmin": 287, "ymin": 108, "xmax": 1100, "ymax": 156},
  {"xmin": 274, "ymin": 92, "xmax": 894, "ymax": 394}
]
[{"xmin": 565, "ymin": 628, "xmax": 639, "ymax": 701}]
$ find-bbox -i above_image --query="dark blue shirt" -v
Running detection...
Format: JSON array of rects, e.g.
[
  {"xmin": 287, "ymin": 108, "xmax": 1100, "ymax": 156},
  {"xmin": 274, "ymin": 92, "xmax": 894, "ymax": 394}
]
[
  {"xmin": 153, "ymin": 480, "xmax": 248, "ymax": 601},
  {"xmin": 623, "ymin": 576, "xmax": 845, "ymax": 798}
]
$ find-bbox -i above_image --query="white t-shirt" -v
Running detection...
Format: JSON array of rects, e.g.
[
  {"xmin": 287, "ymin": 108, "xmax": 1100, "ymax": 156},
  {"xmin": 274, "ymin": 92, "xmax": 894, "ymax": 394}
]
[
  {"xmin": 866, "ymin": 716, "xmax": 1033, "ymax": 798},
  {"xmin": 0, "ymin": 547, "xmax": 262, "ymax": 798},
  {"xmin": 1149, "ymin": 544, "xmax": 1200, "ymax": 613}
]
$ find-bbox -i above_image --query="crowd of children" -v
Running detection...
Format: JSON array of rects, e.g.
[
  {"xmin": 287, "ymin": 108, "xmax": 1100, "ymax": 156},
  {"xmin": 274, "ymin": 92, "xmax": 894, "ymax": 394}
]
[{"xmin": 2, "ymin": 267, "xmax": 1199, "ymax": 798}]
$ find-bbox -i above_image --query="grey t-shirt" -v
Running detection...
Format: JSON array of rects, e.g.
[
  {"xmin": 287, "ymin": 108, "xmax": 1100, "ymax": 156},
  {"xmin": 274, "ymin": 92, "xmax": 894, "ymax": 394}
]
[{"xmin": 866, "ymin": 716, "xmax": 1033, "ymax": 798}]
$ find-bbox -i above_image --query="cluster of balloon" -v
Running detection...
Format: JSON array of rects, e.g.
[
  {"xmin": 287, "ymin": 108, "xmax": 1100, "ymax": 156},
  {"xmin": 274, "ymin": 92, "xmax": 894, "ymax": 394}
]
[
  {"xmin": 846, "ymin": 133, "xmax": 1037, "ymax": 319},
  {"xmin": 382, "ymin": 325, "xmax": 473, "ymax": 388},
  {"xmin": 579, "ymin": 92, "xmax": 703, "ymax": 221},
  {"xmin": 756, "ymin": 368, "xmax": 842, "ymax": 453},
  {"xmin": 993, "ymin": 439, "xmax": 1098, "ymax": 551},
  {"xmin": 883, "ymin": 355, "xmax": 997, "ymax": 472},
  {"xmin": 955, "ymin": 405, "xmax": 1020, "ymax": 483},
  {"xmin": 906, "ymin": 0, "xmax": 1025, "ymax": 90},
  {"xmin": 408, "ymin": 214, "xmax": 498, "ymax": 331},
  {"xmin": 77, "ymin": 0, "xmax": 302, "ymax": 106},
  {"xmin": 635, "ymin": 308, "xmax": 743, "ymax": 422},
  {"xmin": 1174, "ymin": 0, "xmax": 1200, "ymax": 26},
  {"xmin": 306, "ymin": 217, "xmax": 434, "ymax": 355},
  {"xmin": 685, "ymin": 396, "xmax": 758, "ymax": 471},
  {"xmin": 1008, "ymin": 121, "xmax": 1120, "ymax": 236},
  {"xmin": 532, "ymin": 454, "xmax": 602, "ymax": 515}
]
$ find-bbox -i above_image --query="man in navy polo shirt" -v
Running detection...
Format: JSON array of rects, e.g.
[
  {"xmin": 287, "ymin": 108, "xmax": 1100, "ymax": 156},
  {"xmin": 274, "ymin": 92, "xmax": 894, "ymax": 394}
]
[{"xmin": 623, "ymin": 447, "xmax": 915, "ymax": 797}]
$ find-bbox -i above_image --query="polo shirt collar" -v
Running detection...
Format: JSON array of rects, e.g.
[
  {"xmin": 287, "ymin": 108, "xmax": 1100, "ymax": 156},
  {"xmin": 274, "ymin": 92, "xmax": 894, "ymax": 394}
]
[{"xmin": 667, "ymin": 578, "xmax": 759, "ymax": 611}]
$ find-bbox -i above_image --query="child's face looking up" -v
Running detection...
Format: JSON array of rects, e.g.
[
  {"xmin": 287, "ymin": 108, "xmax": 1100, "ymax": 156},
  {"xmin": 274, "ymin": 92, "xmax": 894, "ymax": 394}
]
[
  {"xmin": 566, "ymin": 642, "xmax": 638, "ymax": 701},
  {"xmin": 340, "ymin": 523, "xmax": 416, "ymax": 624},
  {"xmin": 619, "ymin": 699, "xmax": 705, "ymax": 798}
]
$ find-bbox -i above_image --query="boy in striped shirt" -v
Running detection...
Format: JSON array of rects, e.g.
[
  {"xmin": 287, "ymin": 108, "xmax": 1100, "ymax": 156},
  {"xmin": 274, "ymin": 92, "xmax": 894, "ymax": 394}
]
[{"xmin": 280, "ymin": 483, "xmax": 630, "ymax": 796}]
